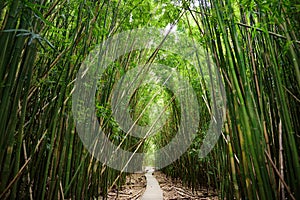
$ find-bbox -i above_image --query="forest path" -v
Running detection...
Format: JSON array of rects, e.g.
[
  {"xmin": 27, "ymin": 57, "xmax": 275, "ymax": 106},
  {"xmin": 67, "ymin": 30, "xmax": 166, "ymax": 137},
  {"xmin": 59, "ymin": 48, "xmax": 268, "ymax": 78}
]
[{"xmin": 141, "ymin": 167, "xmax": 163, "ymax": 200}]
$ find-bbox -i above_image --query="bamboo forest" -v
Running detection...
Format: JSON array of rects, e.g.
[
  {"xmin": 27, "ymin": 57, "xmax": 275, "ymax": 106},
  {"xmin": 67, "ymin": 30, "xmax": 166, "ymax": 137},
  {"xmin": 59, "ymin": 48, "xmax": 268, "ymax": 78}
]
[{"xmin": 1, "ymin": 0, "xmax": 300, "ymax": 199}]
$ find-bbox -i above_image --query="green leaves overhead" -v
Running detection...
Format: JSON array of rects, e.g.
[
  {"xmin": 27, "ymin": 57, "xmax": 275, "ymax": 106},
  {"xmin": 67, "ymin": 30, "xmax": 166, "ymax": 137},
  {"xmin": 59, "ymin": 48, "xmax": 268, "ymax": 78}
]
[{"xmin": 0, "ymin": 0, "xmax": 300, "ymax": 199}]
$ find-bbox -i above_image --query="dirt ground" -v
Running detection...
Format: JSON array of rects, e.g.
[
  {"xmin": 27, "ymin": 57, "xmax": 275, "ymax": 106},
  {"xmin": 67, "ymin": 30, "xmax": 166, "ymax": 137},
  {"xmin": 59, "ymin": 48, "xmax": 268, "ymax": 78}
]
[
  {"xmin": 106, "ymin": 171, "xmax": 218, "ymax": 200},
  {"xmin": 107, "ymin": 173, "xmax": 146, "ymax": 200},
  {"xmin": 153, "ymin": 171, "xmax": 219, "ymax": 200}
]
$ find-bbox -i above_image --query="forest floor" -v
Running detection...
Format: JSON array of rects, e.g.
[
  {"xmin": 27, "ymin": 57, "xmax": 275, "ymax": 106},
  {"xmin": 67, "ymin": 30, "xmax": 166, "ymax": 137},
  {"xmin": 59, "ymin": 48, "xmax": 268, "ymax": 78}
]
[
  {"xmin": 107, "ymin": 173, "xmax": 146, "ymax": 199},
  {"xmin": 154, "ymin": 171, "xmax": 218, "ymax": 200},
  {"xmin": 106, "ymin": 171, "xmax": 218, "ymax": 199}
]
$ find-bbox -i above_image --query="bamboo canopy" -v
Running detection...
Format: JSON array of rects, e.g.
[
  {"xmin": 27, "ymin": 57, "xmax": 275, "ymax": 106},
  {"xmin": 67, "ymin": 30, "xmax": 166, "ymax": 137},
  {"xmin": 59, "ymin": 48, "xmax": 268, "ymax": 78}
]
[{"xmin": 0, "ymin": 0, "xmax": 299, "ymax": 199}]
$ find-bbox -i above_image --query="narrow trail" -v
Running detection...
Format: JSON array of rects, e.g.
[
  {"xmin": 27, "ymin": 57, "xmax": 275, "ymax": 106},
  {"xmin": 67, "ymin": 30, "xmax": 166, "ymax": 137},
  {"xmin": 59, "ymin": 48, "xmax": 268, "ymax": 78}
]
[
  {"xmin": 105, "ymin": 168, "xmax": 218, "ymax": 199},
  {"xmin": 141, "ymin": 167, "xmax": 163, "ymax": 200}
]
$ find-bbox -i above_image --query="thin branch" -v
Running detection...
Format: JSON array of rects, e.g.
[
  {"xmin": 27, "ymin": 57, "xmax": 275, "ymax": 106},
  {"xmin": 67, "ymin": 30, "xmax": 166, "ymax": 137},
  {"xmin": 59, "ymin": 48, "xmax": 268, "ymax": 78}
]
[
  {"xmin": 237, "ymin": 22, "xmax": 300, "ymax": 45},
  {"xmin": 265, "ymin": 150, "xmax": 296, "ymax": 200}
]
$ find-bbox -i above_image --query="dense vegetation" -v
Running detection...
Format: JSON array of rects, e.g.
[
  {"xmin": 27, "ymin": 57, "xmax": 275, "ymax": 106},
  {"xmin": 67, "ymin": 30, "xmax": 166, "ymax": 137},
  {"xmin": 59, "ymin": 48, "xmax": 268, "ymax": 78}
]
[{"xmin": 0, "ymin": 0, "xmax": 299, "ymax": 199}]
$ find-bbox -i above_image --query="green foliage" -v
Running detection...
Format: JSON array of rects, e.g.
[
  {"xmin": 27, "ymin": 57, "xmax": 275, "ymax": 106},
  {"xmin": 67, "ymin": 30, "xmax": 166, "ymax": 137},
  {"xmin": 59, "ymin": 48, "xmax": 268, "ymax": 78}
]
[{"xmin": 0, "ymin": 0, "xmax": 299, "ymax": 199}]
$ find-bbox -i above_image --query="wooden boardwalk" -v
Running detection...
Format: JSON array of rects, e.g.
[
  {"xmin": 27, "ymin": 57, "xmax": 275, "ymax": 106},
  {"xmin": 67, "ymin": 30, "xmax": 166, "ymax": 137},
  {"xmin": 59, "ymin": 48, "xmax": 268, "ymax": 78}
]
[{"xmin": 141, "ymin": 167, "xmax": 163, "ymax": 200}]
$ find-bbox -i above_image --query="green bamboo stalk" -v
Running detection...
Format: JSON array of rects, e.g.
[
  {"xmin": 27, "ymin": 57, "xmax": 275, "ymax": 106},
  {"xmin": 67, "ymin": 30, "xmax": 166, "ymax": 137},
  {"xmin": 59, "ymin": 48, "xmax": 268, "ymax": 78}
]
[
  {"xmin": 0, "ymin": 0, "xmax": 20, "ymax": 84},
  {"xmin": 264, "ymin": 27, "xmax": 300, "ymax": 198}
]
